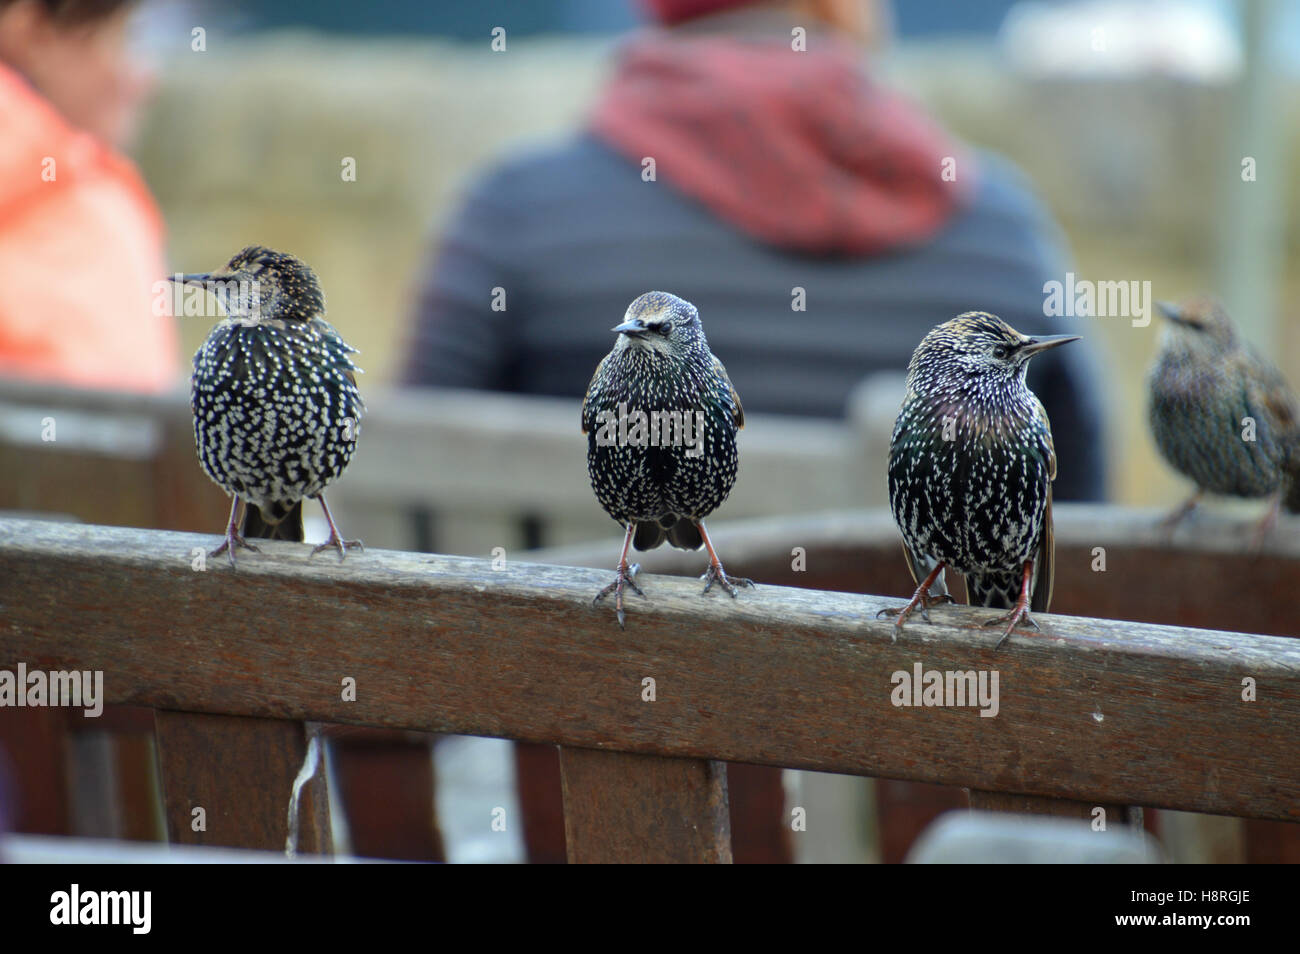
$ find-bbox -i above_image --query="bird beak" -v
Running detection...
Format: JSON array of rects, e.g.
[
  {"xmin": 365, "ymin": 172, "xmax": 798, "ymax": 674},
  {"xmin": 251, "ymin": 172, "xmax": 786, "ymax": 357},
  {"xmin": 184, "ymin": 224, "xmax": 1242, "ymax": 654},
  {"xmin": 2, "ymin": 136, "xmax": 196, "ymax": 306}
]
[
  {"xmin": 611, "ymin": 318, "xmax": 647, "ymax": 335},
  {"xmin": 1018, "ymin": 334, "xmax": 1080, "ymax": 357},
  {"xmin": 169, "ymin": 272, "xmax": 213, "ymax": 285},
  {"xmin": 1156, "ymin": 301, "xmax": 1184, "ymax": 324}
]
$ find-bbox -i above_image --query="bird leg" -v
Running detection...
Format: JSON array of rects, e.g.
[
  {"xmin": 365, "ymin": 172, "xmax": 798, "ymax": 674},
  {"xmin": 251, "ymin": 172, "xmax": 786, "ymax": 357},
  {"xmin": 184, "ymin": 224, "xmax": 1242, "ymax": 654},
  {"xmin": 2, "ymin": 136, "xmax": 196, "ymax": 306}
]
[
  {"xmin": 210, "ymin": 497, "xmax": 261, "ymax": 568},
  {"xmin": 1157, "ymin": 490, "xmax": 1202, "ymax": 534},
  {"xmin": 876, "ymin": 562, "xmax": 951, "ymax": 638},
  {"xmin": 697, "ymin": 520, "xmax": 753, "ymax": 597},
  {"xmin": 1249, "ymin": 492, "xmax": 1281, "ymax": 555},
  {"xmin": 310, "ymin": 494, "xmax": 363, "ymax": 561},
  {"xmin": 594, "ymin": 522, "xmax": 644, "ymax": 628},
  {"xmin": 984, "ymin": 560, "xmax": 1039, "ymax": 649}
]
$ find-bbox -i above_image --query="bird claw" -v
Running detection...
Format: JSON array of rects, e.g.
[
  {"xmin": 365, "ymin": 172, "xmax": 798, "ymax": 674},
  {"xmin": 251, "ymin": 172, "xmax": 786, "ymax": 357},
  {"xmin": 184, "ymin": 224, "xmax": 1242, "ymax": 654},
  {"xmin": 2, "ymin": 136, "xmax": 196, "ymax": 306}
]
[
  {"xmin": 210, "ymin": 534, "xmax": 260, "ymax": 569},
  {"xmin": 1156, "ymin": 495, "xmax": 1201, "ymax": 537},
  {"xmin": 1248, "ymin": 497, "xmax": 1281, "ymax": 556},
  {"xmin": 594, "ymin": 563, "xmax": 643, "ymax": 628},
  {"xmin": 985, "ymin": 606, "xmax": 1039, "ymax": 649},
  {"xmin": 874, "ymin": 606, "xmax": 904, "ymax": 642},
  {"xmin": 310, "ymin": 535, "xmax": 364, "ymax": 562},
  {"xmin": 917, "ymin": 593, "xmax": 955, "ymax": 623},
  {"xmin": 877, "ymin": 593, "xmax": 953, "ymax": 631},
  {"xmin": 1156, "ymin": 513, "xmax": 1188, "ymax": 535},
  {"xmin": 701, "ymin": 563, "xmax": 753, "ymax": 597}
]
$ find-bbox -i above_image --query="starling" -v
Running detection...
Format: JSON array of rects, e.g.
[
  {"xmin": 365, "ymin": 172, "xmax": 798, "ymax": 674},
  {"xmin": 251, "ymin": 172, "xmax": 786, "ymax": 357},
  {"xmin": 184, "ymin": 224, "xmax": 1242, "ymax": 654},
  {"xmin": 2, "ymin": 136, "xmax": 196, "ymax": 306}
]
[
  {"xmin": 879, "ymin": 313, "xmax": 1078, "ymax": 647},
  {"xmin": 582, "ymin": 291, "xmax": 752, "ymax": 626},
  {"xmin": 1148, "ymin": 298, "xmax": 1300, "ymax": 540},
  {"xmin": 172, "ymin": 246, "xmax": 364, "ymax": 566}
]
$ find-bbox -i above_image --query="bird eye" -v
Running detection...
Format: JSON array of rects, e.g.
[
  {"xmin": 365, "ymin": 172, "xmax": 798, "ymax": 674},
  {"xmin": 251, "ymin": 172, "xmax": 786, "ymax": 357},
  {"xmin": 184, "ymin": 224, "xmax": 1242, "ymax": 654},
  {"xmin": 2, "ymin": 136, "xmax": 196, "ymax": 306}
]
[{"xmin": 992, "ymin": 345, "xmax": 1010, "ymax": 360}]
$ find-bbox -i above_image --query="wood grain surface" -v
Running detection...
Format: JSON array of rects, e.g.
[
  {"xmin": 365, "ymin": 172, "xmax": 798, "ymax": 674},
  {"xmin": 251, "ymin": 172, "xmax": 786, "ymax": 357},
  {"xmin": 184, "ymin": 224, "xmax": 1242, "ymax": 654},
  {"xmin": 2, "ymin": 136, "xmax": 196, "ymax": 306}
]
[
  {"xmin": 559, "ymin": 748, "xmax": 732, "ymax": 863},
  {"xmin": 2, "ymin": 517, "xmax": 1297, "ymax": 822}
]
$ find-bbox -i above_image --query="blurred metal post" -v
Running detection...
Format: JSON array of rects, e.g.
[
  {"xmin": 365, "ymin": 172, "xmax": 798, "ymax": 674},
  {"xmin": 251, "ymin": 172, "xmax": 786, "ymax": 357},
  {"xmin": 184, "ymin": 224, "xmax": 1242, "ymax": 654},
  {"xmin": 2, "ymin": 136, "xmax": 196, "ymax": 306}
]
[{"xmin": 1215, "ymin": 0, "xmax": 1284, "ymax": 347}]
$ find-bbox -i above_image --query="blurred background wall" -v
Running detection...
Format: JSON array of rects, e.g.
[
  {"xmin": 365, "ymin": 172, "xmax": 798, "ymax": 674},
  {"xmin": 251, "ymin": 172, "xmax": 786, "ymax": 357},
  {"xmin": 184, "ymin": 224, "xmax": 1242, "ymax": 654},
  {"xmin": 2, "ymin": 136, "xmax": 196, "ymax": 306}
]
[{"xmin": 134, "ymin": 0, "xmax": 1300, "ymax": 509}]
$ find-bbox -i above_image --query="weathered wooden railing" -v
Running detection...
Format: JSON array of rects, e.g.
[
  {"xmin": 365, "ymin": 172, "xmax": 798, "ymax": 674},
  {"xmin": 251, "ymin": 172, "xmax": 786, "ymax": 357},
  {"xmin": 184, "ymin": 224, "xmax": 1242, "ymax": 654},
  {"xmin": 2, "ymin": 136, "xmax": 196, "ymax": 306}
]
[
  {"xmin": 2, "ymin": 516, "xmax": 1297, "ymax": 862},
  {"xmin": 530, "ymin": 504, "xmax": 1300, "ymax": 861}
]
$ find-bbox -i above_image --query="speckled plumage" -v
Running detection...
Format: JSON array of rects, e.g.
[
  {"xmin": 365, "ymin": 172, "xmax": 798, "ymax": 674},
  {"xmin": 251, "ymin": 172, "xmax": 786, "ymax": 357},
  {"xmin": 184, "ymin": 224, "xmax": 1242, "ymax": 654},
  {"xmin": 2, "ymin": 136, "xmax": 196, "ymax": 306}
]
[
  {"xmin": 1147, "ymin": 298, "xmax": 1299, "ymax": 514},
  {"xmin": 181, "ymin": 246, "xmax": 364, "ymax": 564},
  {"xmin": 884, "ymin": 312, "xmax": 1077, "ymax": 645},
  {"xmin": 582, "ymin": 291, "xmax": 750, "ymax": 624}
]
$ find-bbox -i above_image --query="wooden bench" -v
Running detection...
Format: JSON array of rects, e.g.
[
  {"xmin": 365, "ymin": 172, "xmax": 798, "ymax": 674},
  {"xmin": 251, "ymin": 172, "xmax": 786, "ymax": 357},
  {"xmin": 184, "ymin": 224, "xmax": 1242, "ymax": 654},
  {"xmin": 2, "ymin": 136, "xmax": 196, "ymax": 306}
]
[
  {"xmin": 2, "ymin": 517, "xmax": 1296, "ymax": 862},
  {"xmin": 0, "ymin": 376, "xmax": 899, "ymax": 860}
]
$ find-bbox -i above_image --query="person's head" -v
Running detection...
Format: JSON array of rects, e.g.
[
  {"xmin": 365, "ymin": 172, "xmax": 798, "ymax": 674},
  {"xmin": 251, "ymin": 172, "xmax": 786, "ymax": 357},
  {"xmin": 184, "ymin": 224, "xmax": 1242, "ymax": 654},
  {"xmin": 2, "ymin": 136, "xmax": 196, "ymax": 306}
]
[
  {"xmin": 0, "ymin": 0, "xmax": 153, "ymax": 147},
  {"xmin": 638, "ymin": 0, "xmax": 887, "ymax": 49}
]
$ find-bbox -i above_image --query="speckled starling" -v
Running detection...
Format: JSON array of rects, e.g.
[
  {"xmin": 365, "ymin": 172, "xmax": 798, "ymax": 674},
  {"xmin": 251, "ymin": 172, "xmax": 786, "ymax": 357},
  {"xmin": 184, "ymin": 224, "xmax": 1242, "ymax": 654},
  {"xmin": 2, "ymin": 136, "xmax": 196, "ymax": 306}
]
[
  {"xmin": 880, "ymin": 313, "xmax": 1078, "ymax": 647},
  {"xmin": 582, "ymin": 291, "xmax": 752, "ymax": 626},
  {"xmin": 1148, "ymin": 298, "xmax": 1300, "ymax": 540},
  {"xmin": 172, "ymin": 246, "xmax": 364, "ymax": 566}
]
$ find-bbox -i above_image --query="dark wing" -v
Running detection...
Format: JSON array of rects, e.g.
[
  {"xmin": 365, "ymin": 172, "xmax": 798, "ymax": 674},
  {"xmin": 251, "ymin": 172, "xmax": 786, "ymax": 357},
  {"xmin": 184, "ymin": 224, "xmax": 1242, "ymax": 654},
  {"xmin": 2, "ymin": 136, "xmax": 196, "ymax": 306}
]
[
  {"xmin": 312, "ymin": 317, "xmax": 367, "ymax": 411},
  {"xmin": 1031, "ymin": 396, "xmax": 1056, "ymax": 613},
  {"xmin": 1258, "ymin": 358, "xmax": 1300, "ymax": 510},
  {"xmin": 712, "ymin": 355, "xmax": 744, "ymax": 429},
  {"xmin": 1031, "ymin": 491, "xmax": 1055, "ymax": 613},
  {"xmin": 581, "ymin": 354, "xmax": 611, "ymax": 435},
  {"xmin": 1244, "ymin": 351, "xmax": 1300, "ymax": 446}
]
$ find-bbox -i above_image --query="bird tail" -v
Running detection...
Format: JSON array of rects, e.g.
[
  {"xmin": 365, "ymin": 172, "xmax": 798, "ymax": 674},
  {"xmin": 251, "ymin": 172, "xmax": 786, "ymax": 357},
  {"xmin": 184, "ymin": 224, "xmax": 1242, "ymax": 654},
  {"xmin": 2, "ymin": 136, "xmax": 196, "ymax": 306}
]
[
  {"xmin": 632, "ymin": 520, "xmax": 665, "ymax": 551},
  {"xmin": 242, "ymin": 500, "xmax": 304, "ymax": 541},
  {"xmin": 666, "ymin": 518, "xmax": 703, "ymax": 551},
  {"xmin": 967, "ymin": 567, "xmax": 1050, "ymax": 613},
  {"xmin": 632, "ymin": 517, "xmax": 705, "ymax": 551},
  {"xmin": 966, "ymin": 571, "xmax": 1020, "ymax": 610}
]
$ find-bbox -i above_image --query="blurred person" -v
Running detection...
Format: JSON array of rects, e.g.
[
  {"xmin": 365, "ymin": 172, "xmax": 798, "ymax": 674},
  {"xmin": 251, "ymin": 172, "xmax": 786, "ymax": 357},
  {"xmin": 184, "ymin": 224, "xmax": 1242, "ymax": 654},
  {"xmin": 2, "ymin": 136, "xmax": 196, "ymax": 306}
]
[
  {"xmin": 0, "ymin": 0, "xmax": 178, "ymax": 392},
  {"xmin": 403, "ymin": 0, "xmax": 1108, "ymax": 500}
]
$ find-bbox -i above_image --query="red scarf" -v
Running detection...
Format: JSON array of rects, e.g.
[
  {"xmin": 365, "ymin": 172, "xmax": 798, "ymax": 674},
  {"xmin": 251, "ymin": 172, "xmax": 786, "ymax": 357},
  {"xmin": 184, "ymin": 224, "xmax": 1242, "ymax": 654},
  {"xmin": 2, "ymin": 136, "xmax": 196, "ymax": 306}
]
[{"xmin": 590, "ymin": 33, "xmax": 970, "ymax": 256}]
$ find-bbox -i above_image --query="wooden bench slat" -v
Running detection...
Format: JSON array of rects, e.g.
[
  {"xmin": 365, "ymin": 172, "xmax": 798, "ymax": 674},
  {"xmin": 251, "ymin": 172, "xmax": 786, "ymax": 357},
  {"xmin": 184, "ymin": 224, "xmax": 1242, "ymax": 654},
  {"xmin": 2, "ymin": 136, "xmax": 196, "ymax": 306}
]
[
  {"xmin": 153, "ymin": 711, "xmax": 331, "ymax": 854},
  {"xmin": 559, "ymin": 748, "xmax": 731, "ymax": 863}
]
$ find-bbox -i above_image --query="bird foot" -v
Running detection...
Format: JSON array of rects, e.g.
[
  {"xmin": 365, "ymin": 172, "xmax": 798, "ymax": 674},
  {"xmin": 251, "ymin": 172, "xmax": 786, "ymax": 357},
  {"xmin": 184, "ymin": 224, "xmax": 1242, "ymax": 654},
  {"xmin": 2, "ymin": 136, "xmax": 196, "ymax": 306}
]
[
  {"xmin": 1248, "ymin": 496, "xmax": 1281, "ymax": 557},
  {"xmin": 876, "ymin": 593, "xmax": 954, "ymax": 638},
  {"xmin": 210, "ymin": 533, "xmax": 260, "ymax": 569},
  {"xmin": 1156, "ymin": 494, "xmax": 1201, "ymax": 538},
  {"xmin": 984, "ymin": 605, "xmax": 1039, "ymax": 649},
  {"xmin": 877, "ymin": 593, "xmax": 955, "ymax": 624},
  {"xmin": 1156, "ymin": 512, "xmax": 1189, "ymax": 534},
  {"xmin": 310, "ymin": 534, "xmax": 364, "ymax": 562},
  {"xmin": 701, "ymin": 562, "xmax": 753, "ymax": 598},
  {"xmin": 594, "ymin": 563, "xmax": 644, "ymax": 628}
]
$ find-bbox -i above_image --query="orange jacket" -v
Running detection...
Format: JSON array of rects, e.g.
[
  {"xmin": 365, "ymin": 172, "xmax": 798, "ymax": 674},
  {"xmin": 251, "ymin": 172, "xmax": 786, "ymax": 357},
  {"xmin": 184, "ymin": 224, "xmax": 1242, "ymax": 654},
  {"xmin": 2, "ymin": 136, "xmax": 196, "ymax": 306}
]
[{"xmin": 0, "ymin": 62, "xmax": 179, "ymax": 393}]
